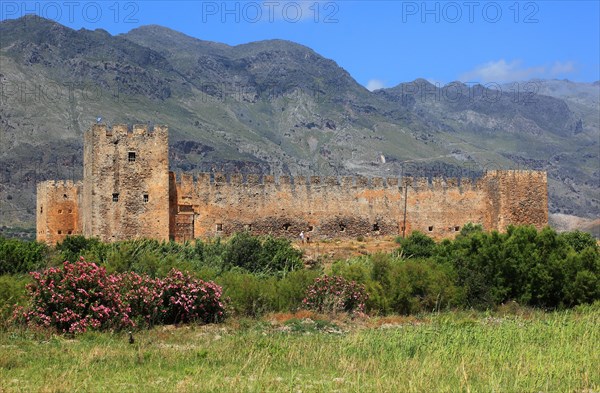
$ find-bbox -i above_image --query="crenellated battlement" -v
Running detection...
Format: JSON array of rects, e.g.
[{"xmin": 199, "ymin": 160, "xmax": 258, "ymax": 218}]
[
  {"xmin": 89, "ymin": 123, "xmax": 168, "ymax": 139},
  {"xmin": 168, "ymin": 170, "xmax": 536, "ymax": 193},
  {"xmin": 38, "ymin": 180, "xmax": 83, "ymax": 188},
  {"xmin": 37, "ymin": 180, "xmax": 82, "ymax": 191}
]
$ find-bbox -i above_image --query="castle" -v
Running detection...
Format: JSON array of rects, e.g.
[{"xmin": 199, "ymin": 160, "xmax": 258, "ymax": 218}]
[{"xmin": 36, "ymin": 124, "xmax": 549, "ymax": 244}]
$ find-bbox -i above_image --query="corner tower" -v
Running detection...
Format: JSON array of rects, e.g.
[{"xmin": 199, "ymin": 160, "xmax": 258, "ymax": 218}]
[
  {"xmin": 82, "ymin": 124, "xmax": 170, "ymax": 242},
  {"xmin": 36, "ymin": 180, "xmax": 82, "ymax": 244}
]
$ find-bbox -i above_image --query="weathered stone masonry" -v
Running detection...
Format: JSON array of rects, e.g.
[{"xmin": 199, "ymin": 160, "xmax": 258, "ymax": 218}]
[{"xmin": 37, "ymin": 124, "xmax": 548, "ymax": 244}]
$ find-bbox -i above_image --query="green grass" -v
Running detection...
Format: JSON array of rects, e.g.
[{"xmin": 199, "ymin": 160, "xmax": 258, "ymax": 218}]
[{"xmin": 1, "ymin": 308, "xmax": 598, "ymax": 392}]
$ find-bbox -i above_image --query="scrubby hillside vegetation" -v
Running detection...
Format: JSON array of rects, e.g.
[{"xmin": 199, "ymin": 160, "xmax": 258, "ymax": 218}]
[{"xmin": 1, "ymin": 225, "xmax": 598, "ymax": 331}]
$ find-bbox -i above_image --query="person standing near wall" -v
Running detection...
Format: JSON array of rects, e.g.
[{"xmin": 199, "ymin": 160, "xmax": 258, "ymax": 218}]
[{"xmin": 299, "ymin": 231, "xmax": 305, "ymax": 243}]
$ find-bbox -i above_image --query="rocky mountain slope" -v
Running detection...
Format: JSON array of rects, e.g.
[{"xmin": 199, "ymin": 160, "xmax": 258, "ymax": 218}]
[{"xmin": 0, "ymin": 16, "xmax": 598, "ymax": 233}]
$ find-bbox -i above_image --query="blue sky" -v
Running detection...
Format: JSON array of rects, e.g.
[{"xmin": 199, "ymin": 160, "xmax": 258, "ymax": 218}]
[{"xmin": 2, "ymin": 1, "xmax": 599, "ymax": 89}]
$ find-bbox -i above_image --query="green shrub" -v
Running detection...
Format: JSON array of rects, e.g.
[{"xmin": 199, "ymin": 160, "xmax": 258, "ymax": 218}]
[
  {"xmin": 389, "ymin": 259, "xmax": 460, "ymax": 314},
  {"xmin": 562, "ymin": 246, "xmax": 600, "ymax": 306},
  {"xmin": 398, "ymin": 231, "xmax": 437, "ymax": 258},
  {"xmin": 559, "ymin": 230, "xmax": 599, "ymax": 253},
  {"xmin": 223, "ymin": 232, "xmax": 263, "ymax": 272},
  {"xmin": 55, "ymin": 236, "xmax": 101, "ymax": 264},
  {"xmin": 223, "ymin": 233, "xmax": 302, "ymax": 275},
  {"xmin": 371, "ymin": 253, "xmax": 393, "ymax": 291},
  {"xmin": 275, "ymin": 269, "xmax": 320, "ymax": 311},
  {"xmin": 217, "ymin": 270, "xmax": 278, "ymax": 317},
  {"xmin": 0, "ymin": 274, "xmax": 30, "ymax": 322},
  {"xmin": 259, "ymin": 237, "xmax": 303, "ymax": 275},
  {"xmin": 0, "ymin": 237, "xmax": 49, "ymax": 274},
  {"xmin": 331, "ymin": 257, "xmax": 371, "ymax": 283}
]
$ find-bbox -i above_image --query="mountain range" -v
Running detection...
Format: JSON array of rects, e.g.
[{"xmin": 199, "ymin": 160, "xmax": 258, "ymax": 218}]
[{"xmin": 0, "ymin": 15, "xmax": 598, "ymax": 236}]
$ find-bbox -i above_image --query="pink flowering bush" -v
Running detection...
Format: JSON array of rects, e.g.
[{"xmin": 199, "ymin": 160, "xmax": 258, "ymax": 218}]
[
  {"xmin": 14, "ymin": 259, "xmax": 131, "ymax": 333},
  {"xmin": 118, "ymin": 271, "xmax": 165, "ymax": 329},
  {"xmin": 14, "ymin": 259, "xmax": 225, "ymax": 333},
  {"xmin": 161, "ymin": 269, "xmax": 225, "ymax": 324},
  {"xmin": 302, "ymin": 275, "xmax": 368, "ymax": 314}
]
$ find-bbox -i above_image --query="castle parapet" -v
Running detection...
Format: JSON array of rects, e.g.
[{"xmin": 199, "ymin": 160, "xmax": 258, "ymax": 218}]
[
  {"xmin": 371, "ymin": 177, "xmax": 384, "ymax": 188},
  {"xmin": 460, "ymin": 177, "xmax": 473, "ymax": 191},
  {"xmin": 387, "ymin": 177, "xmax": 399, "ymax": 187},
  {"xmin": 230, "ymin": 174, "xmax": 243, "ymax": 185},
  {"xmin": 247, "ymin": 174, "xmax": 261, "ymax": 185},
  {"xmin": 356, "ymin": 176, "xmax": 368, "ymax": 187},
  {"xmin": 414, "ymin": 178, "xmax": 429, "ymax": 191},
  {"xmin": 295, "ymin": 176, "xmax": 307, "ymax": 186},
  {"xmin": 432, "ymin": 177, "xmax": 446, "ymax": 190},
  {"xmin": 325, "ymin": 176, "xmax": 338, "ymax": 186},
  {"xmin": 214, "ymin": 172, "xmax": 226, "ymax": 184},
  {"xmin": 341, "ymin": 176, "xmax": 354, "ymax": 187},
  {"xmin": 90, "ymin": 123, "xmax": 168, "ymax": 138},
  {"xmin": 197, "ymin": 173, "xmax": 211, "ymax": 185}
]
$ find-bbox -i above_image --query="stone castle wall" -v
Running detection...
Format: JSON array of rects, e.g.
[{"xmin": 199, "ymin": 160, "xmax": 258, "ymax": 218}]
[
  {"xmin": 168, "ymin": 170, "xmax": 548, "ymax": 242},
  {"xmin": 37, "ymin": 124, "xmax": 549, "ymax": 244}
]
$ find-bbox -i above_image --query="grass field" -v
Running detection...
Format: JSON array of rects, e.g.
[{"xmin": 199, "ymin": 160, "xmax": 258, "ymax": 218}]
[{"xmin": 1, "ymin": 307, "xmax": 598, "ymax": 393}]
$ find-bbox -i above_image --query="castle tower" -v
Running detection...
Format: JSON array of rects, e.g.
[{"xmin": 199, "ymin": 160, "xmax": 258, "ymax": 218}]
[
  {"xmin": 36, "ymin": 180, "xmax": 82, "ymax": 244},
  {"xmin": 81, "ymin": 124, "xmax": 170, "ymax": 242}
]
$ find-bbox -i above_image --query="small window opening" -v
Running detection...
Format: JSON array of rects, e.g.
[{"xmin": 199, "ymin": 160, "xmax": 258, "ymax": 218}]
[
  {"xmin": 454, "ymin": 226, "xmax": 460, "ymax": 232},
  {"xmin": 40, "ymin": 206, "xmax": 43, "ymax": 214},
  {"xmin": 283, "ymin": 223, "xmax": 291, "ymax": 231},
  {"xmin": 428, "ymin": 226, "xmax": 434, "ymax": 232},
  {"xmin": 58, "ymin": 209, "xmax": 62, "ymax": 214},
  {"xmin": 63, "ymin": 194, "xmax": 68, "ymax": 199},
  {"xmin": 67, "ymin": 230, "xmax": 72, "ymax": 235},
  {"xmin": 68, "ymin": 209, "xmax": 72, "ymax": 214},
  {"xmin": 216, "ymin": 223, "xmax": 223, "ymax": 232},
  {"xmin": 112, "ymin": 193, "xmax": 119, "ymax": 202},
  {"xmin": 143, "ymin": 194, "xmax": 149, "ymax": 203},
  {"xmin": 128, "ymin": 152, "xmax": 136, "ymax": 162},
  {"xmin": 57, "ymin": 230, "xmax": 62, "ymax": 235},
  {"xmin": 372, "ymin": 223, "xmax": 380, "ymax": 232},
  {"xmin": 339, "ymin": 223, "xmax": 346, "ymax": 232},
  {"xmin": 308, "ymin": 225, "xmax": 314, "ymax": 232}
]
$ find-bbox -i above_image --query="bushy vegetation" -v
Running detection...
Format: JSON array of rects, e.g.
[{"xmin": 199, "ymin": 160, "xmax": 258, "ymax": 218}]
[
  {"xmin": 0, "ymin": 225, "xmax": 598, "ymax": 333},
  {"xmin": 13, "ymin": 259, "xmax": 225, "ymax": 333},
  {"xmin": 330, "ymin": 254, "xmax": 460, "ymax": 315},
  {"xmin": 302, "ymin": 275, "xmax": 368, "ymax": 314},
  {"xmin": 328, "ymin": 225, "xmax": 598, "ymax": 313},
  {"xmin": 0, "ymin": 236, "xmax": 49, "ymax": 274},
  {"xmin": 48, "ymin": 233, "xmax": 302, "ymax": 277},
  {"xmin": 433, "ymin": 224, "xmax": 599, "ymax": 309}
]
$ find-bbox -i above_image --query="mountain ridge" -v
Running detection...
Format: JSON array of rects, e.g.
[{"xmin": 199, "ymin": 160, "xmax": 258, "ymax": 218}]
[{"xmin": 0, "ymin": 16, "xmax": 598, "ymax": 233}]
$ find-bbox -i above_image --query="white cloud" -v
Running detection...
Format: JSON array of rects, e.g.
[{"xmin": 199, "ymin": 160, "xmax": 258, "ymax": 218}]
[
  {"xmin": 459, "ymin": 59, "xmax": 577, "ymax": 83},
  {"xmin": 366, "ymin": 79, "xmax": 386, "ymax": 91},
  {"xmin": 550, "ymin": 61, "xmax": 575, "ymax": 75}
]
